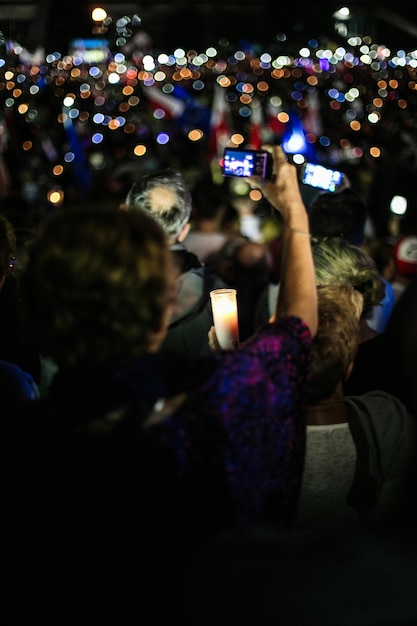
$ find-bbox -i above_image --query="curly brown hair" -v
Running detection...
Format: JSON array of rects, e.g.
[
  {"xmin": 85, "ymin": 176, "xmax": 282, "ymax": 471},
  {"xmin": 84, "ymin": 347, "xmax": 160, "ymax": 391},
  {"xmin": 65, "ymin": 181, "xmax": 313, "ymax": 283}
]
[
  {"xmin": 22, "ymin": 206, "xmax": 172, "ymax": 370},
  {"xmin": 307, "ymin": 285, "xmax": 363, "ymax": 404}
]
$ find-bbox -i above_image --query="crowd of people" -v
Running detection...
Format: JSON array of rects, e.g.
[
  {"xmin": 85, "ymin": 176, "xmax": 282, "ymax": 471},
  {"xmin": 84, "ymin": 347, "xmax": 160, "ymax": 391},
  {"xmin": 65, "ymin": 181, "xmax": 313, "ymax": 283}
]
[{"xmin": 1, "ymin": 142, "xmax": 417, "ymax": 625}]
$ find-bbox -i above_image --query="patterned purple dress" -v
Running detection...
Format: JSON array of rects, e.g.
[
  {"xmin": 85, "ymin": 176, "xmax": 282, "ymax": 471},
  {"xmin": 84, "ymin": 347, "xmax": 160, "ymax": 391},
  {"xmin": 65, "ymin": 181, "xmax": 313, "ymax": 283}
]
[{"xmin": 150, "ymin": 316, "xmax": 312, "ymax": 528}]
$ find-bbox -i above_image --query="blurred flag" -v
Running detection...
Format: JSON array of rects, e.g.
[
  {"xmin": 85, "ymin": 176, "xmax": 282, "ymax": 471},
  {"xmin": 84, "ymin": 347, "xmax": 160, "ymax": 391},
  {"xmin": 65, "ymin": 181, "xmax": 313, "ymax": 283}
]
[
  {"xmin": 208, "ymin": 86, "xmax": 232, "ymax": 161},
  {"xmin": 41, "ymin": 135, "xmax": 59, "ymax": 162},
  {"xmin": 62, "ymin": 106, "xmax": 92, "ymax": 198},
  {"xmin": 247, "ymin": 99, "xmax": 263, "ymax": 149},
  {"xmin": 303, "ymin": 91, "xmax": 323, "ymax": 138},
  {"xmin": 282, "ymin": 109, "xmax": 309, "ymax": 154},
  {"xmin": 144, "ymin": 86, "xmax": 186, "ymax": 119},
  {"xmin": 266, "ymin": 99, "xmax": 286, "ymax": 137},
  {"xmin": 282, "ymin": 108, "xmax": 317, "ymax": 161}
]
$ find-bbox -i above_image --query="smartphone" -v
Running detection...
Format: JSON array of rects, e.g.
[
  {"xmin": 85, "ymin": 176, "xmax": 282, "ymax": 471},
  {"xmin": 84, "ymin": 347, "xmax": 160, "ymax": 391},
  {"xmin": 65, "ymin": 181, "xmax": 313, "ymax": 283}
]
[
  {"xmin": 222, "ymin": 148, "xmax": 273, "ymax": 179},
  {"xmin": 300, "ymin": 163, "xmax": 344, "ymax": 192}
]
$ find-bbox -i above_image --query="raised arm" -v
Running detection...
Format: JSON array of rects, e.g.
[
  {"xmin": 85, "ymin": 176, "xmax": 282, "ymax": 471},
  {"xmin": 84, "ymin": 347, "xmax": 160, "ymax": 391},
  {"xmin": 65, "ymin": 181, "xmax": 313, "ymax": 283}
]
[{"xmin": 250, "ymin": 146, "xmax": 318, "ymax": 336}]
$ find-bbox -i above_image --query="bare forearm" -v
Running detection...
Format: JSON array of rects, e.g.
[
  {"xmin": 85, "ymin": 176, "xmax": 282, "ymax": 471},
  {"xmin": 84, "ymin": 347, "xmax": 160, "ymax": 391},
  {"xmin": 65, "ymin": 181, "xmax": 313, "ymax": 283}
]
[
  {"xmin": 249, "ymin": 146, "xmax": 318, "ymax": 336},
  {"xmin": 277, "ymin": 212, "xmax": 317, "ymax": 336}
]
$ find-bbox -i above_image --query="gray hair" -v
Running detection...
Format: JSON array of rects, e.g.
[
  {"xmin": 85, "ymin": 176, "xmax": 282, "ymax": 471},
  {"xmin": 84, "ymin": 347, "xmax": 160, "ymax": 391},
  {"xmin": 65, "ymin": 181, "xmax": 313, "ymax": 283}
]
[{"xmin": 125, "ymin": 169, "xmax": 192, "ymax": 242}]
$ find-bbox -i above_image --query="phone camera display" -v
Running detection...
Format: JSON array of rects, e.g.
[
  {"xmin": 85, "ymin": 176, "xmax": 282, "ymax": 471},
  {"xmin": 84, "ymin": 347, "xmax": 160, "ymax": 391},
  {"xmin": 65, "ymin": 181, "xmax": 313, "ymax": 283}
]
[
  {"xmin": 223, "ymin": 149, "xmax": 271, "ymax": 178},
  {"xmin": 301, "ymin": 163, "xmax": 343, "ymax": 192}
]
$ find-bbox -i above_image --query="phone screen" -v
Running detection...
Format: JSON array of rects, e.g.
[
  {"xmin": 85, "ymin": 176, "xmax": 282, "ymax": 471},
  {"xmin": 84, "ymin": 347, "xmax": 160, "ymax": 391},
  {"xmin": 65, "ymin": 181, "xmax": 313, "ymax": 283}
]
[
  {"xmin": 301, "ymin": 163, "xmax": 343, "ymax": 192},
  {"xmin": 223, "ymin": 149, "xmax": 272, "ymax": 178}
]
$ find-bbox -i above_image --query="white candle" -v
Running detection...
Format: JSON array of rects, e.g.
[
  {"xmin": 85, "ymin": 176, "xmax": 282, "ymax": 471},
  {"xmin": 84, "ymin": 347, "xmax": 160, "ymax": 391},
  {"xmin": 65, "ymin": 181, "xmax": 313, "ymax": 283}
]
[{"xmin": 210, "ymin": 288, "xmax": 239, "ymax": 350}]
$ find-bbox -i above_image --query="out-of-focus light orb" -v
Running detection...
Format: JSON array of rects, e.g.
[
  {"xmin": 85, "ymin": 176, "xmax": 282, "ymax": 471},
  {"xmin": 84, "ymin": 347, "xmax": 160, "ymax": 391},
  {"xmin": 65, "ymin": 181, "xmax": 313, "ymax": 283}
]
[
  {"xmin": 64, "ymin": 152, "xmax": 75, "ymax": 163},
  {"xmin": 63, "ymin": 95, "xmax": 75, "ymax": 107},
  {"xmin": 206, "ymin": 47, "xmax": 217, "ymax": 58},
  {"xmin": 370, "ymin": 146, "xmax": 381, "ymax": 157},
  {"xmin": 283, "ymin": 131, "xmax": 307, "ymax": 153},
  {"xmin": 22, "ymin": 141, "xmax": 32, "ymax": 151},
  {"xmin": 47, "ymin": 189, "xmax": 64, "ymax": 205},
  {"xmin": 156, "ymin": 133, "xmax": 169, "ymax": 145},
  {"xmin": 390, "ymin": 195, "xmax": 407, "ymax": 216},
  {"xmin": 239, "ymin": 106, "xmax": 251, "ymax": 118},
  {"xmin": 143, "ymin": 55, "xmax": 155, "ymax": 71},
  {"xmin": 188, "ymin": 129, "xmax": 204, "ymax": 141},
  {"xmin": 299, "ymin": 48, "xmax": 310, "ymax": 58},
  {"xmin": 368, "ymin": 112, "xmax": 380, "ymax": 123},
  {"xmin": 153, "ymin": 109, "xmax": 166, "ymax": 120},
  {"xmin": 292, "ymin": 154, "xmax": 305, "ymax": 165},
  {"xmin": 89, "ymin": 152, "xmax": 105, "ymax": 169},
  {"xmin": 92, "ymin": 133, "xmax": 104, "ymax": 144},
  {"xmin": 334, "ymin": 6, "xmax": 350, "ymax": 19},
  {"xmin": 108, "ymin": 72, "xmax": 120, "ymax": 84},
  {"xmin": 134, "ymin": 144, "xmax": 147, "ymax": 156},
  {"xmin": 53, "ymin": 165, "xmax": 64, "ymax": 176},
  {"xmin": 231, "ymin": 134, "xmax": 244, "ymax": 145},
  {"xmin": 92, "ymin": 7, "xmax": 107, "ymax": 22},
  {"xmin": 270, "ymin": 95, "xmax": 282, "ymax": 107},
  {"xmin": 89, "ymin": 66, "xmax": 101, "ymax": 78},
  {"xmin": 249, "ymin": 189, "xmax": 263, "ymax": 202}
]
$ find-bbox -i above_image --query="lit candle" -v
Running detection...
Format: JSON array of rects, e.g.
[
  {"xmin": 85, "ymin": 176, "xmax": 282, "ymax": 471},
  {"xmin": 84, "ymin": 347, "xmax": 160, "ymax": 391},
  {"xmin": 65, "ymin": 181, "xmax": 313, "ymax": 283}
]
[{"xmin": 210, "ymin": 288, "xmax": 239, "ymax": 350}]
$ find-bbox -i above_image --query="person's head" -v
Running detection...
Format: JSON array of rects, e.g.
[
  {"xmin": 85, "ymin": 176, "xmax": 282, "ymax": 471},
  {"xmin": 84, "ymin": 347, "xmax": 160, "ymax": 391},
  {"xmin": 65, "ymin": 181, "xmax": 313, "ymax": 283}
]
[
  {"xmin": 21, "ymin": 207, "xmax": 174, "ymax": 371},
  {"xmin": 124, "ymin": 169, "xmax": 192, "ymax": 244},
  {"xmin": 0, "ymin": 213, "xmax": 16, "ymax": 288},
  {"xmin": 307, "ymin": 285, "xmax": 363, "ymax": 404},
  {"xmin": 393, "ymin": 235, "xmax": 417, "ymax": 280},
  {"xmin": 191, "ymin": 177, "xmax": 227, "ymax": 224},
  {"xmin": 312, "ymin": 237, "xmax": 385, "ymax": 321},
  {"xmin": 309, "ymin": 188, "xmax": 368, "ymax": 246}
]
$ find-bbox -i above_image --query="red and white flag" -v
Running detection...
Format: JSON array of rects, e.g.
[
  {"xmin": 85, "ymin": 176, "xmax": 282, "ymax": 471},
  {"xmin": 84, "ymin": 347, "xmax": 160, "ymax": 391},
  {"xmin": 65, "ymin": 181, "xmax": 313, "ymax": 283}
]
[
  {"xmin": 303, "ymin": 91, "xmax": 323, "ymax": 138},
  {"xmin": 247, "ymin": 99, "xmax": 263, "ymax": 150},
  {"xmin": 266, "ymin": 99, "xmax": 286, "ymax": 137},
  {"xmin": 208, "ymin": 86, "xmax": 232, "ymax": 161},
  {"xmin": 144, "ymin": 86, "xmax": 186, "ymax": 119}
]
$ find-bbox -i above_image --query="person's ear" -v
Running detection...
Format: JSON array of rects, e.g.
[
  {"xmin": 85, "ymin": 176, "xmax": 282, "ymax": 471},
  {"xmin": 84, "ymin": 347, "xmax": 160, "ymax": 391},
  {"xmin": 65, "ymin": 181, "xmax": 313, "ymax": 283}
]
[{"xmin": 176, "ymin": 222, "xmax": 190, "ymax": 243}]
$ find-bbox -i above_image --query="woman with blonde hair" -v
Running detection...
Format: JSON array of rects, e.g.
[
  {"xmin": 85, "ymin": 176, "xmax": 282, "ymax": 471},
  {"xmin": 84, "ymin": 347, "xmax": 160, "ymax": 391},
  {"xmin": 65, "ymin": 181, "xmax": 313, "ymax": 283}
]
[{"xmin": 297, "ymin": 285, "xmax": 417, "ymax": 531}]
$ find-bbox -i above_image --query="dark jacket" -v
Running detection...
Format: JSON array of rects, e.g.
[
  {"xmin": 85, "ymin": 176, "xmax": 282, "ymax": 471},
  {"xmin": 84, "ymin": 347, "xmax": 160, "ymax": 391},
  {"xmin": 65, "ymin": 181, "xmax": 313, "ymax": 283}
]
[{"xmin": 161, "ymin": 244, "xmax": 228, "ymax": 358}]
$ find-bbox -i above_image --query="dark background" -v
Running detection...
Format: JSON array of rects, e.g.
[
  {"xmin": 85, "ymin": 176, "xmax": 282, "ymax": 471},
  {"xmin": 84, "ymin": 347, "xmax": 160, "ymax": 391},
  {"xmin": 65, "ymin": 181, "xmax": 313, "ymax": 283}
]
[
  {"xmin": 0, "ymin": 1, "xmax": 416, "ymax": 54},
  {"xmin": 0, "ymin": 1, "xmax": 416, "ymax": 237}
]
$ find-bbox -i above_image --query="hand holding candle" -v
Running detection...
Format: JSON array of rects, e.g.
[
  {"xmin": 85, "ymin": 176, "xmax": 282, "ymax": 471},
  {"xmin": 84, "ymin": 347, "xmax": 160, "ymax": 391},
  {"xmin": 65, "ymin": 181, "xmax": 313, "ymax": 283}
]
[{"xmin": 210, "ymin": 288, "xmax": 239, "ymax": 350}]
